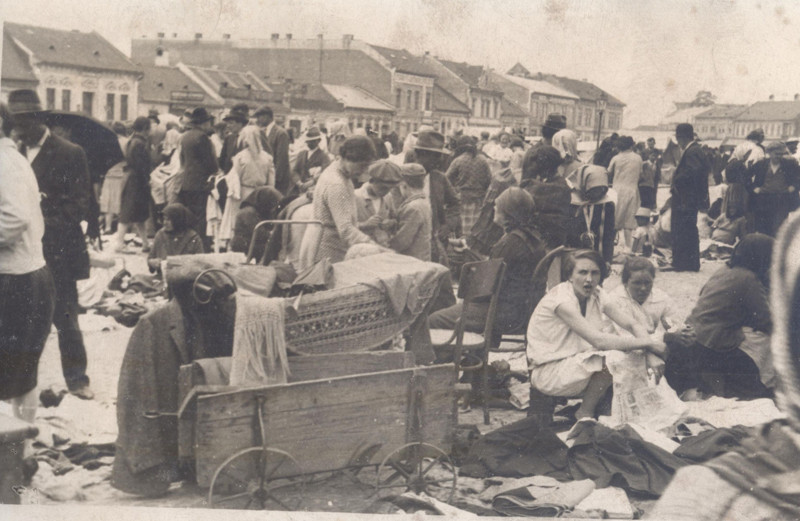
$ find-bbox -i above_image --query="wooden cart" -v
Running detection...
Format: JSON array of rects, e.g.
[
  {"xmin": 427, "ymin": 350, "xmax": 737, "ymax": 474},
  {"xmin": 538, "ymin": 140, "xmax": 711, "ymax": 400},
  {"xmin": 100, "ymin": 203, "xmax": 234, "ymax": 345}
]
[{"xmin": 176, "ymin": 352, "xmax": 463, "ymax": 510}]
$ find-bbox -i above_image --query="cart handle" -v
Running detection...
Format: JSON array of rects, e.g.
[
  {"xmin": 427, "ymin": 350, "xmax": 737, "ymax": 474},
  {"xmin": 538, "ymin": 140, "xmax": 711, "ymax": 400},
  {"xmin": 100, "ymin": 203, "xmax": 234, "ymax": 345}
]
[
  {"xmin": 193, "ymin": 268, "xmax": 238, "ymax": 305},
  {"xmin": 246, "ymin": 219, "xmax": 322, "ymax": 264}
]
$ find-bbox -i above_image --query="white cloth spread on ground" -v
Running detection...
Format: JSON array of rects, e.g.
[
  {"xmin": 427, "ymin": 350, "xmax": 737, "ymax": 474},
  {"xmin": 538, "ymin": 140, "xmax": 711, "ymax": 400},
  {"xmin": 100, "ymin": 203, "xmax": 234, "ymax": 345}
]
[{"xmin": 229, "ymin": 294, "xmax": 289, "ymax": 386}]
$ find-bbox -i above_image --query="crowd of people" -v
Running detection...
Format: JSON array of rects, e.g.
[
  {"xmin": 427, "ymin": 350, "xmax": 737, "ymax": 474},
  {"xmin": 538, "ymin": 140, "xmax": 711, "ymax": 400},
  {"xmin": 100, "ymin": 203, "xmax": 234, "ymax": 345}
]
[{"xmin": 4, "ymin": 84, "xmax": 800, "ymax": 516}]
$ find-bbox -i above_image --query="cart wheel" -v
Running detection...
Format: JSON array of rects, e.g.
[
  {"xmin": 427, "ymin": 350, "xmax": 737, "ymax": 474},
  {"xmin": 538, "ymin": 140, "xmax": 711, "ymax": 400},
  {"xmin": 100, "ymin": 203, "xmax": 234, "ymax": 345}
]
[
  {"xmin": 208, "ymin": 447, "xmax": 305, "ymax": 510},
  {"xmin": 375, "ymin": 442, "xmax": 457, "ymax": 503}
]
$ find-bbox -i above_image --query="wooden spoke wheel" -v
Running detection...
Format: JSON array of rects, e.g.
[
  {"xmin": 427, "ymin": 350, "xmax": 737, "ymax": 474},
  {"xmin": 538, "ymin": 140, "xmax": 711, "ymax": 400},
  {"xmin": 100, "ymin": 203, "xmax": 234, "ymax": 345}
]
[
  {"xmin": 208, "ymin": 447, "xmax": 305, "ymax": 510},
  {"xmin": 375, "ymin": 442, "xmax": 457, "ymax": 503}
]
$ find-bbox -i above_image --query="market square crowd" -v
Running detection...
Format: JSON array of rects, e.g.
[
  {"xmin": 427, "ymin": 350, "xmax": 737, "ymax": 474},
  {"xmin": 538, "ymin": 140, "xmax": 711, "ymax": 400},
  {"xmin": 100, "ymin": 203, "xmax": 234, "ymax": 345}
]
[{"xmin": 3, "ymin": 87, "xmax": 800, "ymax": 518}]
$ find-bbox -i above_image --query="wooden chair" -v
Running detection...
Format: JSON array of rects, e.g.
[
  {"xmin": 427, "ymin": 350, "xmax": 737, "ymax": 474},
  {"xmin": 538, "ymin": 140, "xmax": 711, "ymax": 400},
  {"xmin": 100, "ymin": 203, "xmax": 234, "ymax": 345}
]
[
  {"xmin": 430, "ymin": 259, "xmax": 506, "ymax": 425},
  {"xmin": 494, "ymin": 246, "xmax": 573, "ymax": 353}
]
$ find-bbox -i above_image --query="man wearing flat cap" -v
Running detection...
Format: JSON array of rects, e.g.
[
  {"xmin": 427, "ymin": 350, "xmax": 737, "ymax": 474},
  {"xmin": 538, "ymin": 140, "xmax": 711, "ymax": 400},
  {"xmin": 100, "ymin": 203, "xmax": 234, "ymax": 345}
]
[
  {"xmin": 254, "ymin": 105, "xmax": 291, "ymax": 195},
  {"xmin": 8, "ymin": 89, "xmax": 95, "ymax": 399},
  {"xmin": 179, "ymin": 106, "xmax": 219, "ymax": 247},
  {"xmin": 390, "ymin": 163, "xmax": 433, "ymax": 261},
  {"xmin": 219, "ymin": 103, "xmax": 249, "ymax": 174},
  {"xmin": 409, "ymin": 130, "xmax": 460, "ymax": 265},
  {"xmin": 748, "ymin": 141, "xmax": 800, "ymax": 236},
  {"xmin": 355, "ymin": 159, "xmax": 400, "ymax": 246},
  {"xmin": 291, "ymin": 126, "xmax": 331, "ymax": 195},
  {"xmin": 671, "ymin": 123, "xmax": 710, "ymax": 271}
]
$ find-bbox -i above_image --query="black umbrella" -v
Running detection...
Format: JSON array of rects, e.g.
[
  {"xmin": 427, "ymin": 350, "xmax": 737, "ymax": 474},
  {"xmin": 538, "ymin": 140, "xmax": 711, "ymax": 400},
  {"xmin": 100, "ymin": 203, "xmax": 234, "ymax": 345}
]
[
  {"xmin": 44, "ymin": 111, "xmax": 125, "ymax": 179},
  {"xmin": 44, "ymin": 111, "xmax": 125, "ymax": 246}
]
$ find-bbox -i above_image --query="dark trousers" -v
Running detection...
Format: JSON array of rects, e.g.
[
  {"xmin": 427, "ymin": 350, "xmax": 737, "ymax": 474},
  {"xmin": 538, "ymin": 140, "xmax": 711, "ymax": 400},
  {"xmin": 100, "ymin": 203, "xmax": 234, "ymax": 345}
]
[
  {"xmin": 671, "ymin": 206, "xmax": 700, "ymax": 271},
  {"xmin": 665, "ymin": 341, "xmax": 771, "ymax": 400},
  {"xmin": 178, "ymin": 190, "xmax": 209, "ymax": 247},
  {"xmin": 53, "ymin": 275, "xmax": 89, "ymax": 389}
]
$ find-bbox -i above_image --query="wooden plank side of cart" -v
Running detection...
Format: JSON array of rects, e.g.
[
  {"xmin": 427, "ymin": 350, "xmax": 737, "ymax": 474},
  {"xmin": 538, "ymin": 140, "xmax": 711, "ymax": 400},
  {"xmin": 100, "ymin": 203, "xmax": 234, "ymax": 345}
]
[{"xmin": 193, "ymin": 364, "xmax": 457, "ymax": 487}]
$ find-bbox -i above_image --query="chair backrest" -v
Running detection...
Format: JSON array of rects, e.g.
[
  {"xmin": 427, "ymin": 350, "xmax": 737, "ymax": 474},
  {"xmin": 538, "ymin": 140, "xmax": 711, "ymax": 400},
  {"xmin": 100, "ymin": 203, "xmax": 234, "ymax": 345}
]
[
  {"xmin": 457, "ymin": 259, "xmax": 506, "ymax": 302},
  {"xmin": 458, "ymin": 259, "xmax": 506, "ymax": 340},
  {"xmin": 530, "ymin": 246, "xmax": 575, "ymax": 312}
]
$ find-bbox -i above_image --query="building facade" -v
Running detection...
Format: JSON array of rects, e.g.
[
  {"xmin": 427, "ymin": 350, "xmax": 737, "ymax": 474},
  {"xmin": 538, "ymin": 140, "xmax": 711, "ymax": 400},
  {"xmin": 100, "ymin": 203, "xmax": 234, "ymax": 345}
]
[
  {"xmin": 732, "ymin": 100, "xmax": 800, "ymax": 140},
  {"xmin": 489, "ymin": 72, "xmax": 579, "ymax": 136},
  {"xmin": 693, "ymin": 104, "xmax": 748, "ymax": 139},
  {"xmin": 4, "ymin": 22, "xmax": 141, "ymax": 122}
]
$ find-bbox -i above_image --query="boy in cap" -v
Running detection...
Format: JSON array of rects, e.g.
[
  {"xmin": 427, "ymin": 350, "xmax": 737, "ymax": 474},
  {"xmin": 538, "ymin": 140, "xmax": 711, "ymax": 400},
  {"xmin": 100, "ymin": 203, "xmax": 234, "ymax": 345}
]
[
  {"xmin": 355, "ymin": 159, "xmax": 400, "ymax": 246},
  {"xmin": 390, "ymin": 164, "xmax": 432, "ymax": 261}
]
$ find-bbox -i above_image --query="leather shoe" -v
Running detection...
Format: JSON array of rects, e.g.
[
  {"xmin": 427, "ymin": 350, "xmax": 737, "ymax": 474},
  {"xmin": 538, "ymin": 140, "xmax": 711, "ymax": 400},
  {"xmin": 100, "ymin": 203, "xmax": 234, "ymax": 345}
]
[{"xmin": 69, "ymin": 385, "xmax": 95, "ymax": 400}]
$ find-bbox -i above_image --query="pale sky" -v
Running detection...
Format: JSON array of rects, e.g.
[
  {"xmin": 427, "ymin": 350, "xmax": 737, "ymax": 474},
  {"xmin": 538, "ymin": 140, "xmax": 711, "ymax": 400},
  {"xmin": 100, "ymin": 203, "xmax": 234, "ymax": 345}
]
[{"xmin": 3, "ymin": 0, "xmax": 800, "ymax": 127}]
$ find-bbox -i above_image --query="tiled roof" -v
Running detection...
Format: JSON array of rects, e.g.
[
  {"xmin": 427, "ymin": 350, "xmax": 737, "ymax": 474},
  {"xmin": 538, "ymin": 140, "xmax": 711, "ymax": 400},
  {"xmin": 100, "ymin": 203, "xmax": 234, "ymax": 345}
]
[
  {"xmin": 4, "ymin": 22, "xmax": 140, "ymax": 75},
  {"xmin": 289, "ymin": 83, "xmax": 342, "ymax": 112},
  {"xmin": 369, "ymin": 45, "xmax": 437, "ymax": 77},
  {"xmin": 438, "ymin": 60, "xmax": 484, "ymax": 87},
  {"xmin": 183, "ymin": 65, "xmax": 270, "ymax": 92},
  {"xmin": 661, "ymin": 106, "xmax": 716, "ymax": 124},
  {"xmin": 694, "ymin": 104, "xmax": 748, "ymax": 119},
  {"xmin": 138, "ymin": 65, "xmax": 211, "ymax": 104},
  {"xmin": 735, "ymin": 101, "xmax": 800, "ymax": 121},
  {"xmin": 507, "ymin": 62, "xmax": 531, "ymax": 77},
  {"xmin": 2, "ymin": 31, "xmax": 38, "ymax": 82},
  {"xmin": 433, "ymin": 85, "xmax": 471, "ymax": 114},
  {"xmin": 498, "ymin": 74, "xmax": 579, "ymax": 100},
  {"xmin": 322, "ymin": 84, "xmax": 394, "ymax": 112},
  {"xmin": 540, "ymin": 74, "xmax": 625, "ymax": 107},
  {"xmin": 501, "ymin": 97, "xmax": 529, "ymax": 118}
]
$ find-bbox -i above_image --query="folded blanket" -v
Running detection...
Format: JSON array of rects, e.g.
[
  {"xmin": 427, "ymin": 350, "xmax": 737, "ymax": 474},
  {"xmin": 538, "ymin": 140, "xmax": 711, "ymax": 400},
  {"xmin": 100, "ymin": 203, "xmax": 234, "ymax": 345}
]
[
  {"xmin": 491, "ymin": 476, "xmax": 596, "ymax": 517},
  {"xmin": 229, "ymin": 295, "xmax": 289, "ymax": 386}
]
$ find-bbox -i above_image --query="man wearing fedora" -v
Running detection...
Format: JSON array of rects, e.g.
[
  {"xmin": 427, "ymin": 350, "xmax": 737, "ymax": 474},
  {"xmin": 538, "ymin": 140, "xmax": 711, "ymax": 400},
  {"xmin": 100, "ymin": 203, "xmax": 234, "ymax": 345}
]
[
  {"xmin": 219, "ymin": 103, "xmax": 249, "ymax": 174},
  {"xmin": 8, "ymin": 89, "xmax": 95, "ymax": 399},
  {"xmin": 410, "ymin": 130, "xmax": 460, "ymax": 266},
  {"xmin": 291, "ymin": 126, "xmax": 331, "ymax": 195},
  {"xmin": 254, "ymin": 105, "xmax": 291, "ymax": 195},
  {"xmin": 179, "ymin": 107, "xmax": 219, "ymax": 247}
]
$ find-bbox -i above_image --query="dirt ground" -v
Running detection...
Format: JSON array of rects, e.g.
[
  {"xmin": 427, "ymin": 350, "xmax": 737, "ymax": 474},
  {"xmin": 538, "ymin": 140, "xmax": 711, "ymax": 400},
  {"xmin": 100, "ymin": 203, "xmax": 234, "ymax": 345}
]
[{"xmin": 6, "ymin": 189, "xmax": 727, "ymax": 513}]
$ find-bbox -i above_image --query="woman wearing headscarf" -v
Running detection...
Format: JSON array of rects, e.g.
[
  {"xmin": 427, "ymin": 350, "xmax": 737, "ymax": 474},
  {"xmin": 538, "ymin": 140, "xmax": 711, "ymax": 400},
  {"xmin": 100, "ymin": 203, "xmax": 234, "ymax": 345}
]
[
  {"xmin": 445, "ymin": 135, "xmax": 492, "ymax": 236},
  {"xmin": 312, "ymin": 135, "xmax": 377, "ymax": 263},
  {"xmin": 553, "ymin": 129, "xmax": 582, "ymax": 180},
  {"xmin": 649, "ymin": 219, "xmax": 800, "ymax": 521},
  {"xmin": 747, "ymin": 141, "xmax": 800, "ymax": 237},
  {"xmin": 607, "ymin": 136, "xmax": 642, "ymax": 253},
  {"xmin": 430, "ymin": 187, "xmax": 547, "ymax": 342},
  {"xmin": 229, "ymin": 186, "xmax": 282, "ymax": 261},
  {"xmin": 566, "ymin": 164, "xmax": 618, "ymax": 263},
  {"xmin": 218, "ymin": 126, "xmax": 275, "ymax": 245},
  {"xmin": 665, "ymin": 233, "xmax": 775, "ymax": 400},
  {"xmin": 327, "ymin": 119, "xmax": 352, "ymax": 159},
  {"xmin": 147, "ymin": 203, "xmax": 204, "ymax": 273}
]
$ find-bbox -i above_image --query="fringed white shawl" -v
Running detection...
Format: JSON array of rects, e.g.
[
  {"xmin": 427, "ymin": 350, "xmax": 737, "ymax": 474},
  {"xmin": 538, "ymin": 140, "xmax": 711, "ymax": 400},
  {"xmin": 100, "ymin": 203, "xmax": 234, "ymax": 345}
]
[{"xmin": 229, "ymin": 294, "xmax": 290, "ymax": 386}]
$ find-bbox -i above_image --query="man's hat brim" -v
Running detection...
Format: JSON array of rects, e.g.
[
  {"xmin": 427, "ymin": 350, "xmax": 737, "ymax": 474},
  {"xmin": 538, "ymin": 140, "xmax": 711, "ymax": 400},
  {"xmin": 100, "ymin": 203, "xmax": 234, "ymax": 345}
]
[{"xmin": 413, "ymin": 145, "xmax": 452, "ymax": 155}]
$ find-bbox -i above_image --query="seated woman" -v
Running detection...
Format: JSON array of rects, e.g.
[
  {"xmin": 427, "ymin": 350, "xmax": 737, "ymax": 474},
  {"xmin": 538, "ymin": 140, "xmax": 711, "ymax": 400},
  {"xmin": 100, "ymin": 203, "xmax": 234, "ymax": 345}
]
[
  {"xmin": 228, "ymin": 186, "xmax": 282, "ymax": 261},
  {"xmin": 527, "ymin": 249, "xmax": 667, "ymax": 419},
  {"xmin": 665, "ymin": 233, "xmax": 775, "ymax": 400},
  {"xmin": 430, "ymin": 187, "xmax": 547, "ymax": 343},
  {"xmin": 147, "ymin": 203, "xmax": 204, "ymax": 274},
  {"xmin": 608, "ymin": 257, "xmax": 678, "ymax": 336}
]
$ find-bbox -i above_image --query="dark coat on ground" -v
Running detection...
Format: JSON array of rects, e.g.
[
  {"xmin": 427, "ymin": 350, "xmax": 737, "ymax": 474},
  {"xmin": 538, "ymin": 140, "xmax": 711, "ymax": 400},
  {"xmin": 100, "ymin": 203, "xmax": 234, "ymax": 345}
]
[
  {"xmin": 31, "ymin": 133, "xmax": 92, "ymax": 281},
  {"xmin": 179, "ymin": 128, "xmax": 218, "ymax": 192}
]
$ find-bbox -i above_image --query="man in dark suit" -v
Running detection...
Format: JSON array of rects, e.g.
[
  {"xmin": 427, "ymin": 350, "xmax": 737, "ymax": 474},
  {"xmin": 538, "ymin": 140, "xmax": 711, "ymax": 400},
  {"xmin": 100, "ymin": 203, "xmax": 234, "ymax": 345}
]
[
  {"xmin": 9, "ymin": 90, "xmax": 94, "ymax": 399},
  {"xmin": 218, "ymin": 103, "xmax": 249, "ymax": 174},
  {"xmin": 671, "ymin": 123, "xmax": 710, "ymax": 271},
  {"xmin": 179, "ymin": 107, "xmax": 219, "ymax": 246},
  {"xmin": 254, "ymin": 105, "xmax": 291, "ymax": 195},
  {"xmin": 291, "ymin": 126, "xmax": 330, "ymax": 194}
]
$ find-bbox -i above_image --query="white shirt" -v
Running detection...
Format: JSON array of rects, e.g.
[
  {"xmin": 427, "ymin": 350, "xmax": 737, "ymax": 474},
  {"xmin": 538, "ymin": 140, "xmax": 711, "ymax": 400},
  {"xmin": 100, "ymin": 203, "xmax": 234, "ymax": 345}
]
[
  {"xmin": 0, "ymin": 137, "xmax": 46, "ymax": 274},
  {"xmin": 24, "ymin": 127, "xmax": 50, "ymax": 164}
]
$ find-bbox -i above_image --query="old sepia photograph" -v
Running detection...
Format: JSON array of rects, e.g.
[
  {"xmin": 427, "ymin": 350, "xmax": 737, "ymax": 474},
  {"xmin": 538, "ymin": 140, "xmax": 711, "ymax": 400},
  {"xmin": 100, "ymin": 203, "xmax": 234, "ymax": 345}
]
[{"xmin": 2, "ymin": 1, "xmax": 800, "ymax": 519}]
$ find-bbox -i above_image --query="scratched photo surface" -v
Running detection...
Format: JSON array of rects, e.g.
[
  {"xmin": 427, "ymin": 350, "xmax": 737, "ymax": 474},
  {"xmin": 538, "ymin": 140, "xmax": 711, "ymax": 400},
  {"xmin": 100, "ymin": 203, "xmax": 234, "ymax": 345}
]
[{"xmin": 1, "ymin": 1, "xmax": 799, "ymax": 520}]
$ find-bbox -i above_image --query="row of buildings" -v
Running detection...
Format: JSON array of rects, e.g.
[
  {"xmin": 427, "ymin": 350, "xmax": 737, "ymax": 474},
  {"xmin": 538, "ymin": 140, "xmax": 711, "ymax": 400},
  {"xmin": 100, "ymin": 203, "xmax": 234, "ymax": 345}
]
[
  {"xmin": 1, "ymin": 22, "xmax": 625, "ymax": 142},
  {"xmin": 657, "ymin": 97, "xmax": 800, "ymax": 142}
]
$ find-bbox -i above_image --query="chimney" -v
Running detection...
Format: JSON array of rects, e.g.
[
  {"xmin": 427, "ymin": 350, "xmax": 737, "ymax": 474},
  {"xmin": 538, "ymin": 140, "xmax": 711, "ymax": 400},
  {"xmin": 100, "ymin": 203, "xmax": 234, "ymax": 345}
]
[
  {"xmin": 157, "ymin": 32, "xmax": 165, "ymax": 39},
  {"xmin": 769, "ymin": 94, "xmax": 775, "ymax": 101},
  {"xmin": 795, "ymin": 93, "xmax": 799, "ymax": 101},
  {"xmin": 343, "ymin": 34, "xmax": 354, "ymax": 49},
  {"xmin": 154, "ymin": 47, "xmax": 170, "ymax": 67},
  {"xmin": 222, "ymin": 33, "xmax": 231, "ymax": 40},
  {"xmin": 195, "ymin": 33, "xmax": 203, "ymax": 39},
  {"xmin": 172, "ymin": 33, "xmax": 177, "ymax": 38},
  {"xmin": 271, "ymin": 33, "xmax": 280, "ymax": 40},
  {"xmin": 285, "ymin": 33, "xmax": 292, "ymax": 40}
]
